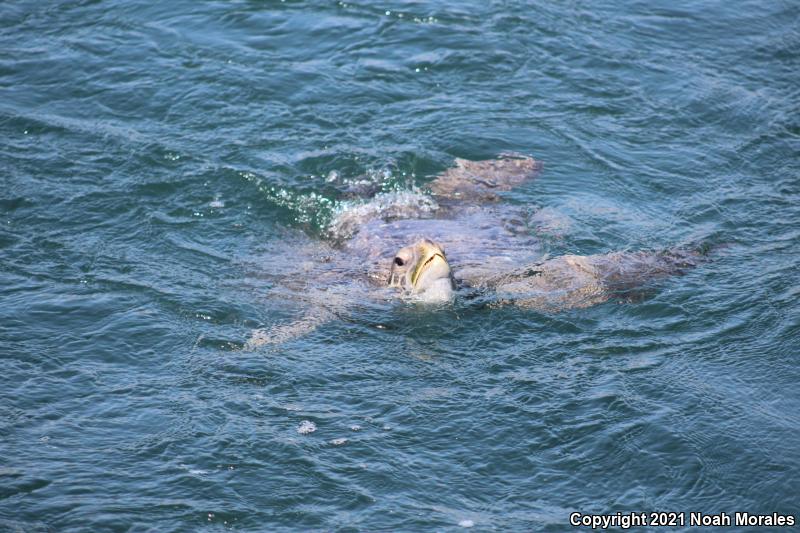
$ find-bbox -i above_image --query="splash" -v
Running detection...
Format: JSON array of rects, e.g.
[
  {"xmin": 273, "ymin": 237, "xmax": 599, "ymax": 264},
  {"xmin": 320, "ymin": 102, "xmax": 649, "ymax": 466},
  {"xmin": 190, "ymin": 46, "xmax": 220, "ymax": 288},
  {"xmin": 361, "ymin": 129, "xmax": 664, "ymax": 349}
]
[
  {"xmin": 242, "ymin": 167, "xmax": 428, "ymax": 238},
  {"xmin": 241, "ymin": 171, "xmax": 337, "ymax": 230},
  {"xmin": 326, "ymin": 190, "xmax": 439, "ymax": 241}
]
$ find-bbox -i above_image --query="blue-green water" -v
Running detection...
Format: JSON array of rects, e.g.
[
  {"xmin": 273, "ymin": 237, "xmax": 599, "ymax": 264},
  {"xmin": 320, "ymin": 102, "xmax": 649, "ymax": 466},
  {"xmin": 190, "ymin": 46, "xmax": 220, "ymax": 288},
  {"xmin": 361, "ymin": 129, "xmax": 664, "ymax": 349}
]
[{"xmin": 2, "ymin": 1, "xmax": 799, "ymax": 531}]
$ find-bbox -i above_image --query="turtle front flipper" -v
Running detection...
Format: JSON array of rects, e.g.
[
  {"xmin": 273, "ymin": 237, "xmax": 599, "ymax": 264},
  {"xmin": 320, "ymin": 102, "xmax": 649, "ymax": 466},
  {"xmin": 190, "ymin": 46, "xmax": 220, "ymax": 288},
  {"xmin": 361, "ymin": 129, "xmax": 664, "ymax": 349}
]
[
  {"xmin": 245, "ymin": 309, "xmax": 335, "ymax": 348},
  {"xmin": 244, "ymin": 281, "xmax": 356, "ymax": 348},
  {"xmin": 484, "ymin": 245, "xmax": 711, "ymax": 311},
  {"xmin": 429, "ymin": 154, "xmax": 542, "ymax": 203}
]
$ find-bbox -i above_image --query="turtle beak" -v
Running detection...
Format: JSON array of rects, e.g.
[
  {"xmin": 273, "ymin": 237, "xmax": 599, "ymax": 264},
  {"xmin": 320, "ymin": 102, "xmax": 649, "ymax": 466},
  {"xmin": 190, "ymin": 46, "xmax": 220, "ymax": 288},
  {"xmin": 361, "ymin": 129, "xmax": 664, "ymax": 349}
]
[{"xmin": 411, "ymin": 241, "xmax": 451, "ymax": 292}]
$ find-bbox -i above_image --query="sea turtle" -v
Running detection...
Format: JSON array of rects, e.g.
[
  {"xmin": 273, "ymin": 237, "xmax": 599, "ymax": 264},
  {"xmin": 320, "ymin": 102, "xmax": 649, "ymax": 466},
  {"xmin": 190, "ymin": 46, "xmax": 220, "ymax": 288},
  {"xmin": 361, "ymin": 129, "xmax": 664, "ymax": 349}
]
[{"xmin": 246, "ymin": 155, "xmax": 706, "ymax": 347}]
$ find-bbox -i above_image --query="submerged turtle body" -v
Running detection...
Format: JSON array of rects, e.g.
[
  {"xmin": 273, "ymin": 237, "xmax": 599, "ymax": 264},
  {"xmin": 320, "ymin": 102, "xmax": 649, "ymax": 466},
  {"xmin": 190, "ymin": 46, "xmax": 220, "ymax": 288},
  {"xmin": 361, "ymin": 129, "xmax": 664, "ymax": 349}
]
[
  {"xmin": 347, "ymin": 205, "xmax": 543, "ymax": 288},
  {"xmin": 247, "ymin": 155, "xmax": 706, "ymax": 346},
  {"xmin": 334, "ymin": 155, "xmax": 547, "ymax": 285}
]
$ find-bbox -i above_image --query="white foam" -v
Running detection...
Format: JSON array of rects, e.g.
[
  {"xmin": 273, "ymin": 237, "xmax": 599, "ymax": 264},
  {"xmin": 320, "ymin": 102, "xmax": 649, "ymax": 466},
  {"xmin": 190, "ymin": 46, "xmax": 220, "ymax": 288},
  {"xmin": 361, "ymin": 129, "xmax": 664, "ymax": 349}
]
[
  {"xmin": 327, "ymin": 190, "xmax": 438, "ymax": 240},
  {"xmin": 297, "ymin": 420, "xmax": 317, "ymax": 434}
]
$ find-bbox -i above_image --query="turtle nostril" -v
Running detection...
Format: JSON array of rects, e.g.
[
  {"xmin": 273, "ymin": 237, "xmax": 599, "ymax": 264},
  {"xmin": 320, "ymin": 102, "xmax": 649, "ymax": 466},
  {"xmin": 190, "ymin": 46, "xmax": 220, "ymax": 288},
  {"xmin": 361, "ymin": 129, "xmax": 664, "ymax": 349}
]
[{"xmin": 394, "ymin": 257, "xmax": 405, "ymax": 266}]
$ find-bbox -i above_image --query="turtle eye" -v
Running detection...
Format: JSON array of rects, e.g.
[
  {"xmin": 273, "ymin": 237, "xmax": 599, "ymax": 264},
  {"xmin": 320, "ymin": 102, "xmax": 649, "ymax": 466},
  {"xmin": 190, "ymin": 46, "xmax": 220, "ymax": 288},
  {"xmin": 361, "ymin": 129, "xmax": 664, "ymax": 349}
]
[{"xmin": 394, "ymin": 257, "xmax": 405, "ymax": 266}]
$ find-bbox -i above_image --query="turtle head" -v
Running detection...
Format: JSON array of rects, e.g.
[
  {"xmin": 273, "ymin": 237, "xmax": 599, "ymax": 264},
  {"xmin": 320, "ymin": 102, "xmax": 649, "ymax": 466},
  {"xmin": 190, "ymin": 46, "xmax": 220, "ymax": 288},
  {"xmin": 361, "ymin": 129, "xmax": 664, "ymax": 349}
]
[{"xmin": 389, "ymin": 239, "xmax": 454, "ymax": 301}]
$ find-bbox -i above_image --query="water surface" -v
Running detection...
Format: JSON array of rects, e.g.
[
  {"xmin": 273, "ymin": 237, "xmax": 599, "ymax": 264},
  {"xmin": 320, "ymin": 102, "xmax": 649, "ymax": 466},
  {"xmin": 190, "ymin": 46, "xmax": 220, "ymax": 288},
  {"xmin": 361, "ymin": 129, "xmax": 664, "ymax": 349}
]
[{"xmin": 1, "ymin": 0, "xmax": 799, "ymax": 531}]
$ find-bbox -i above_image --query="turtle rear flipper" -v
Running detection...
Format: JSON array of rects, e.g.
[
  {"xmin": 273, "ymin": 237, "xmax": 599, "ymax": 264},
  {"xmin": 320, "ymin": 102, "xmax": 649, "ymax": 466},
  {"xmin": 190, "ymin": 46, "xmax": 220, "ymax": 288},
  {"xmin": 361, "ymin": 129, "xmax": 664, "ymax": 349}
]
[{"xmin": 429, "ymin": 154, "xmax": 542, "ymax": 203}]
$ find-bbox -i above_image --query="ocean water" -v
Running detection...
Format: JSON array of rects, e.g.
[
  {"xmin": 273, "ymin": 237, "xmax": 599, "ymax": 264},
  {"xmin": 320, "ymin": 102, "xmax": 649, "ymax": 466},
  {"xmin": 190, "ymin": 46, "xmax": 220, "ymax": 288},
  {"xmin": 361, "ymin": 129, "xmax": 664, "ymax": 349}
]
[{"xmin": 1, "ymin": 1, "xmax": 799, "ymax": 531}]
